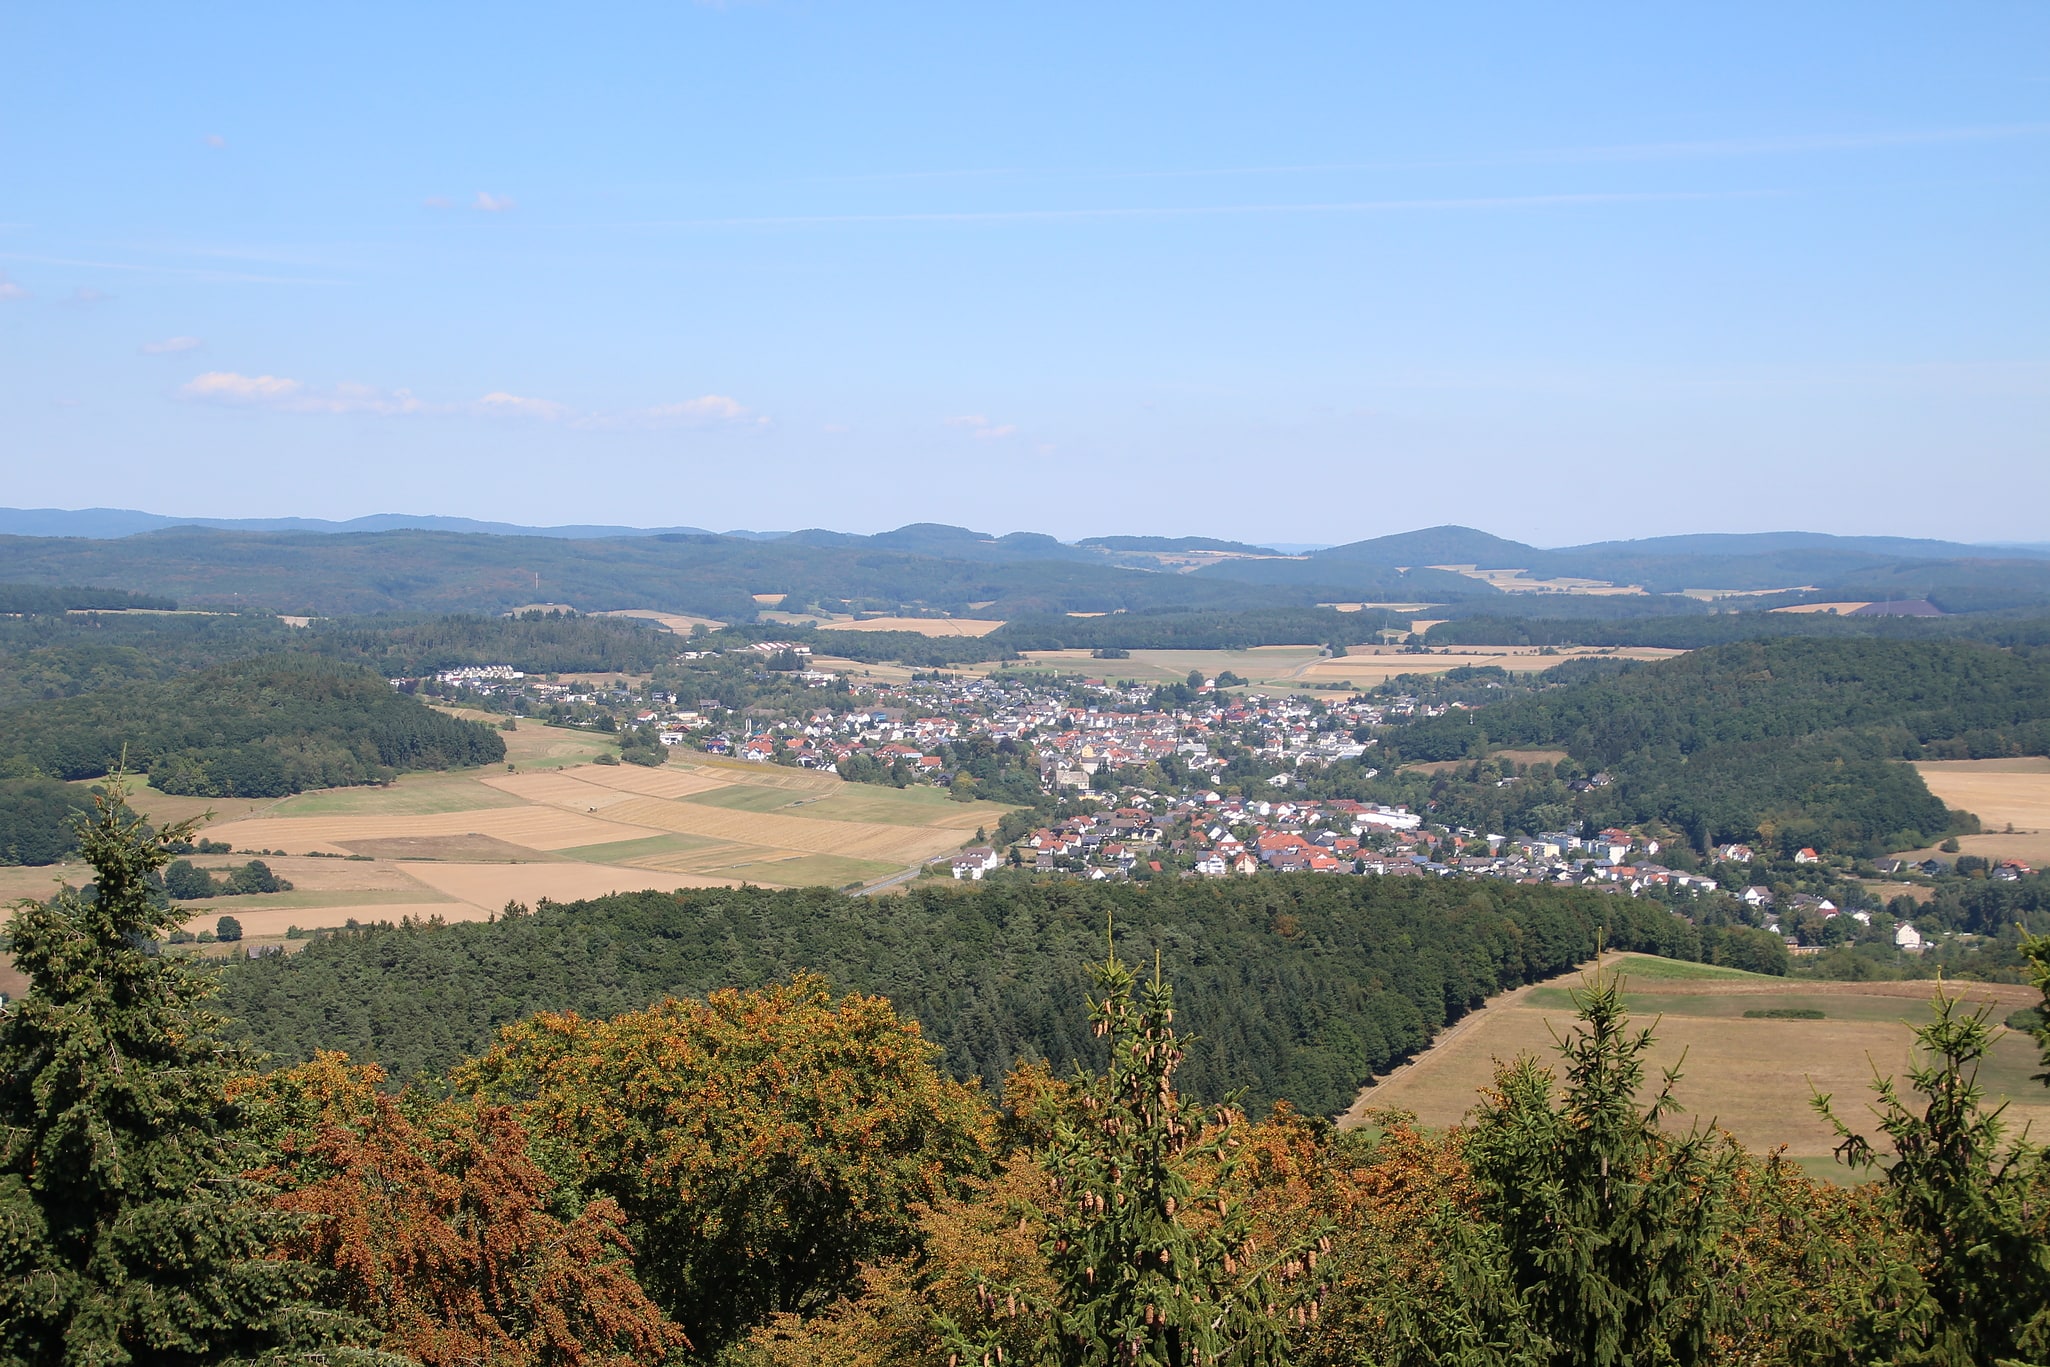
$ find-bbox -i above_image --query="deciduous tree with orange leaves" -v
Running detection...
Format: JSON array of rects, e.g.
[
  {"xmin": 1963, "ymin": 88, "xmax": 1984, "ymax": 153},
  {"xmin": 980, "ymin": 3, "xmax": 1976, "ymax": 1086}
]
[
  {"xmin": 242, "ymin": 1052, "xmax": 685, "ymax": 1367},
  {"xmin": 456, "ymin": 973, "xmax": 996, "ymax": 1357}
]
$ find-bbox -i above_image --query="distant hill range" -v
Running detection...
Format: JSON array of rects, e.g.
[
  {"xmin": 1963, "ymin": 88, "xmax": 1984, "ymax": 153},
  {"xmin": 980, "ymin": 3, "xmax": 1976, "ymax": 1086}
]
[
  {"xmin": 0, "ymin": 507, "xmax": 791, "ymax": 542},
  {"xmin": 2, "ymin": 508, "xmax": 2047, "ymax": 621}
]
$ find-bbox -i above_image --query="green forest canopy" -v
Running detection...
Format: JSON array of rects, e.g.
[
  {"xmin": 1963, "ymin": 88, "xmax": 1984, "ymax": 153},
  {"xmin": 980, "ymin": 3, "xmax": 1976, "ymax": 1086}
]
[
  {"xmin": 0, "ymin": 655, "xmax": 505, "ymax": 799},
  {"xmin": 217, "ymin": 874, "xmax": 1711, "ymax": 1118},
  {"xmin": 1392, "ymin": 637, "xmax": 2050, "ymax": 855}
]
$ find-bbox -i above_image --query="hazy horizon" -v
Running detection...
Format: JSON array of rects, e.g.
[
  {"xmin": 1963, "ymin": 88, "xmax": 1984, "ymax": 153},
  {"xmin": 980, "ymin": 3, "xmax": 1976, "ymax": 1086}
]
[{"xmin": 4, "ymin": 4, "xmax": 2045, "ymax": 544}]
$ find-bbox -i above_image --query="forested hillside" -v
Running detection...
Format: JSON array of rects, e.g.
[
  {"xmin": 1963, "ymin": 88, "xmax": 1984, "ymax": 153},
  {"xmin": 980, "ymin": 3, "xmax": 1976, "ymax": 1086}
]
[
  {"xmin": 0, "ymin": 655, "xmax": 504, "ymax": 797},
  {"xmin": 0, "ymin": 609, "xmax": 680, "ymax": 708},
  {"xmin": 1388, "ymin": 638, "xmax": 2050, "ymax": 854},
  {"xmin": 0, "ymin": 582, "xmax": 177, "ymax": 613},
  {"xmin": 219, "ymin": 874, "xmax": 1702, "ymax": 1116}
]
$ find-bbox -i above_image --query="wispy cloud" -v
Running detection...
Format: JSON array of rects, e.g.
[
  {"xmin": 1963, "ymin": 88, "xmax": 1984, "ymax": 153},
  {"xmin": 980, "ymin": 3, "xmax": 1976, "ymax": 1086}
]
[
  {"xmin": 0, "ymin": 251, "xmax": 340, "ymax": 287},
  {"xmin": 577, "ymin": 395, "xmax": 766, "ymax": 429},
  {"xmin": 180, "ymin": 372, "xmax": 429, "ymax": 415},
  {"xmin": 473, "ymin": 191, "xmax": 516, "ymax": 212},
  {"xmin": 140, "ymin": 335, "xmax": 204, "ymax": 355},
  {"xmin": 946, "ymin": 415, "xmax": 1017, "ymax": 440},
  {"xmin": 177, "ymin": 371, "xmax": 761, "ymax": 428},
  {"xmin": 203, "ymin": 134, "xmax": 227, "ymax": 149},
  {"xmin": 69, "ymin": 286, "xmax": 111, "ymax": 305},
  {"xmin": 622, "ymin": 189, "xmax": 1766, "ymax": 230},
  {"xmin": 0, "ymin": 271, "xmax": 27, "ymax": 300},
  {"xmin": 474, "ymin": 391, "xmax": 570, "ymax": 421},
  {"xmin": 423, "ymin": 195, "xmax": 454, "ymax": 210}
]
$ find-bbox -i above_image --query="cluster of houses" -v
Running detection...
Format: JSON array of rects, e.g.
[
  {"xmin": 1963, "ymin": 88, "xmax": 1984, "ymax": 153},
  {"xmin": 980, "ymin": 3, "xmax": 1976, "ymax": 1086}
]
[{"xmin": 409, "ymin": 656, "xmax": 1980, "ymax": 957}]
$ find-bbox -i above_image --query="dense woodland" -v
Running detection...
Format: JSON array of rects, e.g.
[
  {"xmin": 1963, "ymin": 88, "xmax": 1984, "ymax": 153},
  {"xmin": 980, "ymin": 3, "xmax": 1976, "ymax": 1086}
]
[
  {"xmin": 1385, "ymin": 638, "xmax": 2050, "ymax": 855},
  {"xmin": 0, "ymin": 606, "xmax": 679, "ymax": 708},
  {"xmin": 4, "ymin": 791, "xmax": 2049, "ymax": 1365},
  {"xmin": 0, "ymin": 655, "xmax": 504, "ymax": 798},
  {"xmin": 0, "ymin": 582, "xmax": 176, "ymax": 613},
  {"xmin": 226, "ymin": 875, "xmax": 1712, "ymax": 1115}
]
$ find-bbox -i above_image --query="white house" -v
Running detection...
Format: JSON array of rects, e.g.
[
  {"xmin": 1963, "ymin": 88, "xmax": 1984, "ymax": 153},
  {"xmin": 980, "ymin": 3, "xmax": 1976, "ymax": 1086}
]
[
  {"xmin": 950, "ymin": 847, "xmax": 1002, "ymax": 880},
  {"xmin": 1894, "ymin": 923, "xmax": 1925, "ymax": 952}
]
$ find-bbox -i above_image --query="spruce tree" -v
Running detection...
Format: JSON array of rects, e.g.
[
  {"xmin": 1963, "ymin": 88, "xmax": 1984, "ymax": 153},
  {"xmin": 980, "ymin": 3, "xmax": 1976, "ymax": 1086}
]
[
  {"xmin": 1812, "ymin": 986, "xmax": 2050, "ymax": 1365},
  {"xmin": 0, "ymin": 783, "xmax": 361, "ymax": 1365},
  {"xmin": 955, "ymin": 942, "xmax": 1321, "ymax": 1366},
  {"xmin": 1462, "ymin": 966, "xmax": 1734, "ymax": 1367}
]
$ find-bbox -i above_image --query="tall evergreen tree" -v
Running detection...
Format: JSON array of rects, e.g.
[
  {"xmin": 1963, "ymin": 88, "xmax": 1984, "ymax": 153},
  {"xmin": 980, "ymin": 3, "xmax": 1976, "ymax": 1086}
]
[
  {"xmin": 1461, "ymin": 966, "xmax": 1734, "ymax": 1366},
  {"xmin": 0, "ymin": 783, "xmax": 365, "ymax": 1366},
  {"xmin": 957, "ymin": 942, "xmax": 1321, "ymax": 1367},
  {"xmin": 1813, "ymin": 987, "xmax": 2050, "ymax": 1365}
]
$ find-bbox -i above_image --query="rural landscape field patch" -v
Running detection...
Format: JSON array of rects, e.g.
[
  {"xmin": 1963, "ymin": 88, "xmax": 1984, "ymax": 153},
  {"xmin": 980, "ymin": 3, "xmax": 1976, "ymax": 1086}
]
[
  {"xmin": 96, "ymin": 746, "xmax": 1008, "ymax": 943},
  {"xmin": 1347, "ymin": 955, "xmax": 2047, "ymax": 1164}
]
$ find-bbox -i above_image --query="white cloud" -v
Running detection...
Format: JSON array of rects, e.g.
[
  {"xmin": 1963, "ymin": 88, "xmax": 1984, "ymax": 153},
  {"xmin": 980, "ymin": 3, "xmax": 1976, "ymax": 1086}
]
[
  {"xmin": 945, "ymin": 414, "xmax": 1018, "ymax": 440},
  {"xmin": 182, "ymin": 371, "xmax": 303, "ymax": 403},
  {"xmin": 70, "ymin": 286, "xmax": 111, "ymax": 304},
  {"xmin": 173, "ymin": 370, "xmax": 762, "ymax": 430},
  {"xmin": 473, "ymin": 191, "xmax": 516, "ymax": 212},
  {"xmin": 178, "ymin": 371, "xmax": 425, "ymax": 415},
  {"xmin": 646, "ymin": 395, "xmax": 751, "ymax": 422},
  {"xmin": 203, "ymin": 134, "xmax": 227, "ymax": 149},
  {"xmin": 472, "ymin": 391, "xmax": 570, "ymax": 421},
  {"xmin": 423, "ymin": 195, "xmax": 454, "ymax": 210},
  {"xmin": 0, "ymin": 272, "xmax": 26, "ymax": 301},
  {"xmin": 140, "ymin": 335, "xmax": 204, "ymax": 355},
  {"xmin": 579, "ymin": 395, "xmax": 766, "ymax": 429}
]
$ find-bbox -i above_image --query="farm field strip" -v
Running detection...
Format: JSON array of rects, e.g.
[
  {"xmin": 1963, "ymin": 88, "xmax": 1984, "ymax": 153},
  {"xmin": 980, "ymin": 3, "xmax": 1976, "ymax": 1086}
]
[
  {"xmin": 1349, "ymin": 957, "xmax": 2045, "ymax": 1158},
  {"xmin": 206, "ymin": 806, "xmax": 664, "ymax": 852},
  {"xmin": 582, "ymin": 795, "xmax": 974, "ymax": 862},
  {"xmin": 394, "ymin": 860, "xmax": 739, "ymax": 909},
  {"xmin": 1913, "ymin": 758, "xmax": 2050, "ymax": 833}
]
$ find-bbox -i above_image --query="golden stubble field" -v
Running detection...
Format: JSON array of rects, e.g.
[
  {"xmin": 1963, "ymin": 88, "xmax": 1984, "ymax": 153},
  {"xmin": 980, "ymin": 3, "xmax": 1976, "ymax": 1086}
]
[
  {"xmin": 975, "ymin": 644, "xmax": 1683, "ymax": 692},
  {"xmin": 15, "ymin": 732, "xmax": 1010, "ymax": 949},
  {"xmin": 1907, "ymin": 757, "xmax": 2050, "ymax": 865},
  {"xmin": 1343, "ymin": 955, "xmax": 2047, "ymax": 1166}
]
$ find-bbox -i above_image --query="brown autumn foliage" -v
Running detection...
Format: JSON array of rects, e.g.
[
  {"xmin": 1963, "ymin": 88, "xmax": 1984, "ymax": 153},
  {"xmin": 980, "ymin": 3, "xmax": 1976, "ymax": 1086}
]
[
  {"xmin": 454, "ymin": 972, "xmax": 998, "ymax": 1355},
  {"xmin": 242, "ymin": 1052, "xmax": 685, "ymax": 1367},
  {"xmin": 737, "ymin": 1155, "xmax": 1058, "ymax": 1367}
]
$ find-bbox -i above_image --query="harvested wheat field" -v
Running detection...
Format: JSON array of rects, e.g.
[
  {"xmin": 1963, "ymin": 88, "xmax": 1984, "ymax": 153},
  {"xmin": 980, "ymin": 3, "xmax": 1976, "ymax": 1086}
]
[
  {"xmin": 1343, "ymin": 954, "xmax": 2047, "ymax": 1163},
  {"xmin": 168, "ymin": 744, "xmax": 1012, "ymax": 932},
  {"xmin": 1896, "ymin": 758, "xmax": 2050, "ymax": 865},
  {"xmin": 827, "ymin": 616, "xmax": 1007, "ymax": 636}
]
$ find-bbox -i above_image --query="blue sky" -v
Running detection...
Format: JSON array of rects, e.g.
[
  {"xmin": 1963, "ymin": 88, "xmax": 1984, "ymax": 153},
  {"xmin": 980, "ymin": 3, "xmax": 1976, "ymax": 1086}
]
[{"xmin": 3, "ymin": 3, "xmax": 2045, "ymax": 545}]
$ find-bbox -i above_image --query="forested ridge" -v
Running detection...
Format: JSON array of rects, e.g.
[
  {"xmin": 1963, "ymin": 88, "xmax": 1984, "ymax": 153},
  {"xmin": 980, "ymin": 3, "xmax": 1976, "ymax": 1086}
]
[
  {"xmin": 0, "ymin": 609, "xmax": 679, "ymax": 708},
  {"xmin": 219, "ymin": 874, "xmax": 1705, "ymax": 1115},
  {"xmin": 1390, "ymin": 637, "xmax": 2050, "ymax": 854},
  {"xmin": 0, "ymin": 655, "xmax": 504, "ymax": 797}
]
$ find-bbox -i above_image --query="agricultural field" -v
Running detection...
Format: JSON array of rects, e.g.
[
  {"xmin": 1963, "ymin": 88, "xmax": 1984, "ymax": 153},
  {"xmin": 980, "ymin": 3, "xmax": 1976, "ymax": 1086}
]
[
  {"xmin": 74, "ymin": 745, "xmax": 1009, "ymax": 948},
  {"xmin": 1907, "ymin": 757, "xmax": 2050, "ymax": 865},
  {"xmin": 978, "ymin": 644, "xmax": 1684, "ymax": 693},
  {"xmin": 1344, "ymin": 954, "xmax": 2048, "ymax": 1171}
]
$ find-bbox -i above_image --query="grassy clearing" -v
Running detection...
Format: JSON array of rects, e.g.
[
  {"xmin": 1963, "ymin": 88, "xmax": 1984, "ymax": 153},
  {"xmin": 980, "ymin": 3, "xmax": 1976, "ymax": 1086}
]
[
  {"xmin": 558, "ymin": 833, "xmax": 728, "ymax": 864},
  {"xmin": 683, "ymin": 784, "xmax": 817, "ymax": 813},
  {"xmin": 1604, "ymin": 953, "xmax": 1775, "ymax": 982}
]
